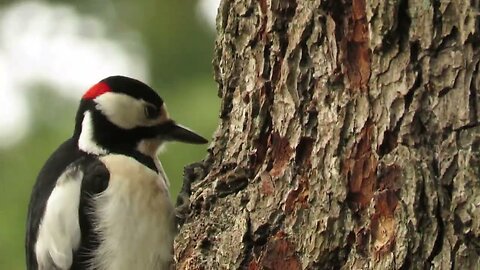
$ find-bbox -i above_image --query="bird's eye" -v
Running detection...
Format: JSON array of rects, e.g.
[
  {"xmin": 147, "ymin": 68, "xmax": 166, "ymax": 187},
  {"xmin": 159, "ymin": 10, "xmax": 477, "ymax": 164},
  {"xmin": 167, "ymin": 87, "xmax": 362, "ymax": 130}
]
[{"xmin": 144, "ymin": 104, "xmax": 160, "ymax": 119}]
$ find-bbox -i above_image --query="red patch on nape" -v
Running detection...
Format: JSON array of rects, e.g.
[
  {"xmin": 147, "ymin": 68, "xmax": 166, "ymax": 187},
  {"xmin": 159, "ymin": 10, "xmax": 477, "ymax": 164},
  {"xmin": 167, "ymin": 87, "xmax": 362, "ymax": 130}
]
[{"xmin": 82, "ymin": 82, "xmax": 111, "ymax": 99}]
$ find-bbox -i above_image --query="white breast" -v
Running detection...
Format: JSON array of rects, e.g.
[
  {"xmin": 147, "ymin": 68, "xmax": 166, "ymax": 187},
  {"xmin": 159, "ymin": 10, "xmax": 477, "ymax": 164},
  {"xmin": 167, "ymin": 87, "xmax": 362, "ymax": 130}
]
[{"xmin": 93, "ymin": 154, "xmax": 175, "ymax": 270}]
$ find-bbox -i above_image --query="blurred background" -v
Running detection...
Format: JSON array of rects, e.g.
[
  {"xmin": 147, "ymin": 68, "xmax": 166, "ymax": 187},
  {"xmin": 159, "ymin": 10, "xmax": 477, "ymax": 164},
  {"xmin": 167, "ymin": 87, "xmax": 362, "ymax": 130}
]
[{"xmin": 0, "ymin": 0, "xmax": 220, "ymax": 268}]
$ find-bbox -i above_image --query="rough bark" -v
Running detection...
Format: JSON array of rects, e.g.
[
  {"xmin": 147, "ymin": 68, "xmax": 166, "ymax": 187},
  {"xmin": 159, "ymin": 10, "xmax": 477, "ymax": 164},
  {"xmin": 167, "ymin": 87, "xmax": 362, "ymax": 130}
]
[{"xmin": 175, "ymin": 0, "xmax": 480, "ymax": 269}]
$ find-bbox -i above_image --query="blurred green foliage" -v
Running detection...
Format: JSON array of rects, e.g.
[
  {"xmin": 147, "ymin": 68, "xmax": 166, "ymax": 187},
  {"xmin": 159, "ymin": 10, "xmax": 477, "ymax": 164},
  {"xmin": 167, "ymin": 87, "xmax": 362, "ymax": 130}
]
[{"xmin": 0, "ymin": 1, "xmax": 218, "ymax": 269}]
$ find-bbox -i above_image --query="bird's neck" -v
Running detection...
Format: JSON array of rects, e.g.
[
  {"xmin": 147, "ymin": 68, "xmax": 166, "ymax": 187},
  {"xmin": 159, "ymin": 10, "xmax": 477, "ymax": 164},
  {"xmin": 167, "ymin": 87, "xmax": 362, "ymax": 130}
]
[
  {"xmin": 75, "ymin": 112, "xmax": 163, "ymax": 172},
  {"xmin": 72, "ymin": 102, "xmax": 122, "ymax": 155},
  {"xmin": 76, "ymin": 110, "xmax": 109, "ymax": 155},
  {"xmin": 73, "ymin": 99, "xmax": 91, "ymax": 139}
]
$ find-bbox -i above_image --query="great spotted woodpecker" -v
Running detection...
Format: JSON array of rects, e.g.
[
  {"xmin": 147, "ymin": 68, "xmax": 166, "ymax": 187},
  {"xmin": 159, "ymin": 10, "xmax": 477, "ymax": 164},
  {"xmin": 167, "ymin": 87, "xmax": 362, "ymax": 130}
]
[{"xmin": 25, "ymin": 75, "xmax": 207, "ymax": 270}]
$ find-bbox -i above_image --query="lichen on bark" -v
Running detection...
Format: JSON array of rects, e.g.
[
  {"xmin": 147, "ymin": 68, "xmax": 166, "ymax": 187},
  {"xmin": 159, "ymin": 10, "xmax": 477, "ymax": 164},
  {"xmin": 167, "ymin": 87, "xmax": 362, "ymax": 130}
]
[{"xmin": 174, "ymin": 0, "xmax": 480, "ymax": 269}]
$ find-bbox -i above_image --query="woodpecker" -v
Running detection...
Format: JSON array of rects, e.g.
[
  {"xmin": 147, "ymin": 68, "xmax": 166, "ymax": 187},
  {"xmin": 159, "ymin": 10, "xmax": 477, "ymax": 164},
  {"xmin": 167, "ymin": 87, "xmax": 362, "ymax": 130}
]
[{"xmin": 25, "ymin": 75, "xmax": 207, "ymax": 270}]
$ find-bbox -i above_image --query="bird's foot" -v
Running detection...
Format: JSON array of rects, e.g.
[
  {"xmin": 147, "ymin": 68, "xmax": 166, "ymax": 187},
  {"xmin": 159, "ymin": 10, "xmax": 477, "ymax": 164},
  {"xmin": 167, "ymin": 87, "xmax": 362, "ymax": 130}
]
[{"xmin": 175, "ymin": 161, "xmax": 208, "ymax": 228}]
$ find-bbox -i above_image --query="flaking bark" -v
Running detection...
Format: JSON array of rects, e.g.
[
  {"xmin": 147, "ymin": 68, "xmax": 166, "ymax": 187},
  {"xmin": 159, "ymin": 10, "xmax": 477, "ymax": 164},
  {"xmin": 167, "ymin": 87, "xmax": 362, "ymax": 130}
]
[{"xmin": 175, "ymin": 0, "xmax": 480, "ymax": 269}]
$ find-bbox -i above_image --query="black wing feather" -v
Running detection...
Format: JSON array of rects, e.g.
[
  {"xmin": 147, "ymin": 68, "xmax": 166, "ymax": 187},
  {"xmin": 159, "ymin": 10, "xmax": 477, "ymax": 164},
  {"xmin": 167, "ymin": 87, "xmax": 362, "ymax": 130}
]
[{"xmin": 71, "ymin": 157, "xmax": 110, "ymax": 270}]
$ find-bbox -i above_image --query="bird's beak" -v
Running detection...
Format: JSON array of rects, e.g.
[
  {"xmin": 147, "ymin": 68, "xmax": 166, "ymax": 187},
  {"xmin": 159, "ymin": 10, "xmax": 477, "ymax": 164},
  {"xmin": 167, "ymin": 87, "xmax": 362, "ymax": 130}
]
[{"xmin": 157, "ymin": 121, "xmax": 208, "ymax": 144}]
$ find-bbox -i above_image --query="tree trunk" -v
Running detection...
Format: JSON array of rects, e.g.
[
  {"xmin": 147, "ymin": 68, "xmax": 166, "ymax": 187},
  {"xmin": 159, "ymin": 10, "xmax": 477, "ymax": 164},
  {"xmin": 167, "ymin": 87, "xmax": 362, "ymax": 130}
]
[{"xmin": 174, "ymin": 0, "xmax": 480, "ymax": 269}]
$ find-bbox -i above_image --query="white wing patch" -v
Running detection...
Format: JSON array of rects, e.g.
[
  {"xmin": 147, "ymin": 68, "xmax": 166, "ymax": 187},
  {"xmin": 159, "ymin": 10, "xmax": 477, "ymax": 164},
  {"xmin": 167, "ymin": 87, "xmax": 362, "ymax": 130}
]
[{"xmin": 35, "ymin": 165, "xmax": 83, "ymax": 270}]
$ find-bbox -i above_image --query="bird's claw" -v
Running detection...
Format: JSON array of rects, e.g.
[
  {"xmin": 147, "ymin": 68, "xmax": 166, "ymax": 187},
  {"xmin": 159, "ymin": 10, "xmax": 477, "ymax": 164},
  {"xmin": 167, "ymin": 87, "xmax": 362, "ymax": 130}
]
[{"xmin": 174, "ymin": 161, "xmax": 208, "ymax": 228}]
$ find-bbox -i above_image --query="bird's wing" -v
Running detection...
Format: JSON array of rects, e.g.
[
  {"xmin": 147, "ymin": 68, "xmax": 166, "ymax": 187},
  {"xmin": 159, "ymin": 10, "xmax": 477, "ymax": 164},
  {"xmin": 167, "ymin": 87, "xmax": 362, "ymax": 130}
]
[
  {"xmin": 34, "ymin": 158, "xmax": 110, "ymax": 270},
  {"xmin": 34, "ymin": 162, "xmax": 84, "ymax": 270},
  {"xmin": 26, "ymin": 139, "xmax": 81, "ymax": 270}
]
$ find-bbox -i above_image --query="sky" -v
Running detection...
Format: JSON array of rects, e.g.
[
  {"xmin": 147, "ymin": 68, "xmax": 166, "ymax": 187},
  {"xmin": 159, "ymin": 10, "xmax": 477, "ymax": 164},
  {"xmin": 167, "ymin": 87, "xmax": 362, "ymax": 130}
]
[{"xmin": 0, "ymin": 0, "xmax": 220, "ymax": 149}]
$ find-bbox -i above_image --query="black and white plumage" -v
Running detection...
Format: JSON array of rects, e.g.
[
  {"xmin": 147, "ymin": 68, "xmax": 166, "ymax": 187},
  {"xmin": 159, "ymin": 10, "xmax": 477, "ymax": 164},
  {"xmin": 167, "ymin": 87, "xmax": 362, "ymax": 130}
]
[{"xmin": 25, "ymin": 76, "xmax": 207, "ymax": 270}]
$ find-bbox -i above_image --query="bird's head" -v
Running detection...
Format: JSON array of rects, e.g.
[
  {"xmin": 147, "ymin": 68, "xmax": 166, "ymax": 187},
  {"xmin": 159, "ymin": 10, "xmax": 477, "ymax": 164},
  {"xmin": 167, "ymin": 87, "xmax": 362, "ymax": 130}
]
[{"xmin": 74, "ymin": 75, "xmax": 207, "ymax": 156}]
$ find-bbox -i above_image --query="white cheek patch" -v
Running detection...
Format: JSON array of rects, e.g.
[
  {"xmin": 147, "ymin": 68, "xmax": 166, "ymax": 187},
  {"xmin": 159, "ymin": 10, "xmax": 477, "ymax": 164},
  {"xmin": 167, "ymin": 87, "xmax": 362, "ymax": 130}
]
[
  {"xmin": 94, "ymin": 92, "xmax": 145, "ymax": 129},
  {"xmin": 35, "ymin": 165, "xmax": 83, "ymax": 270},
  {"xmin": 94, "ymin": 92, "xmax": 169, "ymax": 129}
]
